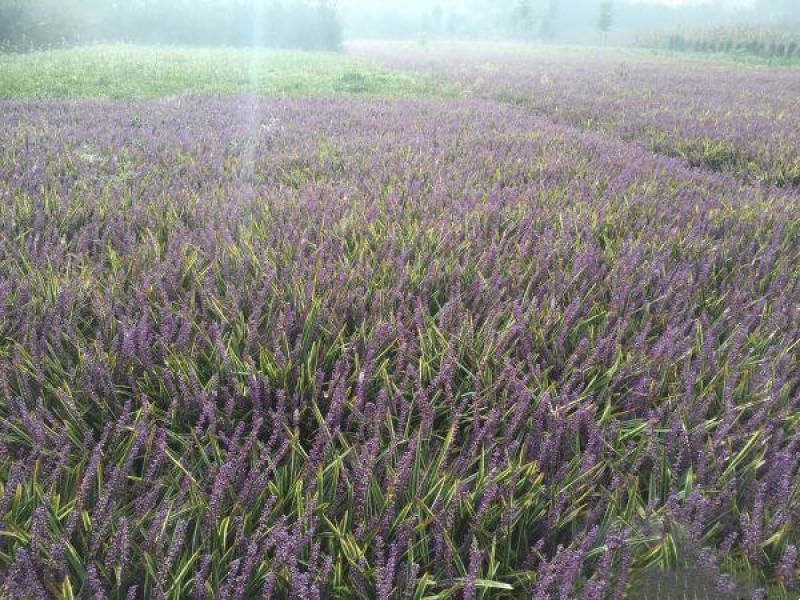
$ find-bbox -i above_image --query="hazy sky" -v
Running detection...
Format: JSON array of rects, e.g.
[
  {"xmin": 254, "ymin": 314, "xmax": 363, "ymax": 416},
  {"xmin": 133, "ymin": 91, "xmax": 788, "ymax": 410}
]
[{"xmin": 339, "ymin": 0, "xmax": 756, "ymax": 6}]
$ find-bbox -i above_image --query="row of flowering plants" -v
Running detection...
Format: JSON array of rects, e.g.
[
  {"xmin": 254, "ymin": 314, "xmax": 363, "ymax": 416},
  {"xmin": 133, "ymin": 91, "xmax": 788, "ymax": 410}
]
[
  {"xmin": 0, "ymin": 94, "xmax": 799, "ymax": 598},
  {"xmin": 362, "ymin": 47, "xmax": 800, "ymax": 188},
  {"xmin": 639, "ymin": 26, "xmax": 800, "ymax": 61}
]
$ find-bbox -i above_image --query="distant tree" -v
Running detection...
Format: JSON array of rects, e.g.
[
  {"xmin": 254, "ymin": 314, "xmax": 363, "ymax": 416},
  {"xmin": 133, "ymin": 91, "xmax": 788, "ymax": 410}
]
[
  {"xmin": 597, "ymin": 1, "xmax": 614, "ymax": 39},
  {"xmin": 432, "ymin": 5, "xmax": 443, "ymax": 36},
  {"xmin": 317, "ymin": 0, "xmax": 342, "ymax": 51},
  {"xmin": 511, "ymin": 0, "xmax": 534, "ymax": 41},
  {"xmin": 509, "ymin": 0, "xmax": 560, "ymax": 42},
  {"xmin": 538, "ymin": 0, "xmax": 558, "ymax": 40},
  {"xmin": 420, "ymin": 5, "xmax": 443, "ymax": 39}
]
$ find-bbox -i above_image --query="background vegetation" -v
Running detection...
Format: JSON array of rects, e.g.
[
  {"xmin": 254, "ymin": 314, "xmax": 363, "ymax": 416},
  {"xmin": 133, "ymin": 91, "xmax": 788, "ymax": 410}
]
[
  {"xmin": 339, "ymin": 0, "xmax": 799, "ymax": 46},
  {"xmin": 0, "ymin": 0, "xmax": 342, "ymax": 52}
]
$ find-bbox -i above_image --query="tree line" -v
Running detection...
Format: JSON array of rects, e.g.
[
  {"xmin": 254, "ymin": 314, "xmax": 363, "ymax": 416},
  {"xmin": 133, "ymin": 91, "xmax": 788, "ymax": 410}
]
[
  {"xmin": 344, "ymin": 0, "xmax": 797, "ymax": 45},
  {"xmin": 0, "ymin": 0, "xmax": 342, "ymax": 52}
]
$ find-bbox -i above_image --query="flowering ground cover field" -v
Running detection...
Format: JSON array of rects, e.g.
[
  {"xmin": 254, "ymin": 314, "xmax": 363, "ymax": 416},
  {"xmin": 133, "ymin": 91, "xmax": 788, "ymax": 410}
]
[
  {"xmin": 359, "ymin": 44, "xmax": 800, "ymax": 187},
  {"xmin": 0, "ymin": 46, "xmax": 799, "ymax": 599}
]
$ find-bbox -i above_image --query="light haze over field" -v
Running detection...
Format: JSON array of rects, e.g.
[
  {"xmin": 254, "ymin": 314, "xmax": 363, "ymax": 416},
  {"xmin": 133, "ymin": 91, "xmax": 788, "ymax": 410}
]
[
  {"xmin": 1, "ymin": 0, "xmax": 796, "ymax": 50},
  {"xmin": 339, "ymin": 0, "xmax": 796, "ymax": 43}
]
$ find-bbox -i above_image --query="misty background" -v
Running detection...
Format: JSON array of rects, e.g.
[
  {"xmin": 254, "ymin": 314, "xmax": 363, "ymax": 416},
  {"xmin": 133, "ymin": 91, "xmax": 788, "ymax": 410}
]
[
  {"xmin": 0, "ymin": 0, "xmax": 797, "ymax": 51},
  {"xmin": 341, "ymin": 0, "xmax": 796, "ymax": 44}
]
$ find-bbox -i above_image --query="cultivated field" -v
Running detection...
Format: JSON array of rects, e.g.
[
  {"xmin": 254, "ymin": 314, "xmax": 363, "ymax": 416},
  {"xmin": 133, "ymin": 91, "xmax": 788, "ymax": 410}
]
[
  {"xmin": 0, "ymin": 45, "xmax": 799, "ymax": 599},
  {"xmin": 357, "ymin": 44, "xmax": 800, "ymax": 186},
  {"xmin": 639, "ymin": 26, "xmax": 800, "ymax": 64}
]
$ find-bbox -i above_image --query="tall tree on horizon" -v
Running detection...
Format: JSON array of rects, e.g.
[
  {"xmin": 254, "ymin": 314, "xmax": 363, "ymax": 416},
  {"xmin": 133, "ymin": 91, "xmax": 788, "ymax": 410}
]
[{"xmin": 597, "ymin": 0, "xmax": 614, "ymax": 42}]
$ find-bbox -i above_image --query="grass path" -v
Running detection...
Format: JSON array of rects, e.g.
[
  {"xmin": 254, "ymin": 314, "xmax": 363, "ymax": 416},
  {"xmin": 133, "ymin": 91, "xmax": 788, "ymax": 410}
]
[{"xmin": 0, "ymin": 44, "xmax": 443, "ymax": 99}]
